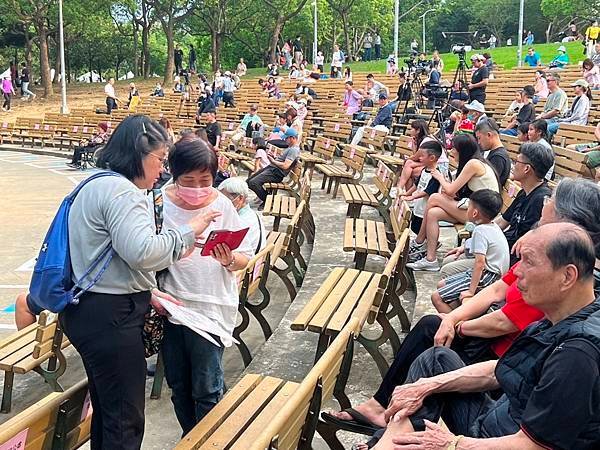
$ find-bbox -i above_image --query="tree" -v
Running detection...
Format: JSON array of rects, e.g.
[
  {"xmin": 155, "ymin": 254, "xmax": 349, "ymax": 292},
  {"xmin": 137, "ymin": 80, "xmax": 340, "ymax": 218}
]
[
  {"xmin": 187, "ymin": 0, "xmax": 254, "ymax": 71},
  {"xmin": 147, "ymin": 0, "xmax": 196, "ymax": 85},
  {"xmin": 469, "ymin": 0, "xmax": 517, "ymax": 44},
  {"xmin": 9, "ymin": 0, "xmax": 55, "ymax": 97},
  {"xmin": 259, "ymin": 0, "xmax": 310, "ymax": 64}
]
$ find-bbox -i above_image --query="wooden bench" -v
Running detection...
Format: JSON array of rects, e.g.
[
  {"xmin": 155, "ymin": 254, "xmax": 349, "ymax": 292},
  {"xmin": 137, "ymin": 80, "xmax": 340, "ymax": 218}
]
[
  {"xmin": 553, "ymin": 144, "xmax": 594, "ymax": 179},
  {"xmin": 266, "ymin": 200, "xmax": 308, "ymax": 300},
  {"xmin": 263, "ymin": 172, "xmax": 311, "ymax": 231},
  {"xmin": 315, "ymin": 145, "xmax": 367, "ymax": 199},
  {"xmin": 0, "ymin": 311, "xmax": 70, "ymax": 413},
  {"xmin": 0, "ymin": 122, "xmax": 14, "ymax": 145},
  {"xmin": 174, "ymin": 318, "xmax": 358, "ymax": 450},
  {"xmin": 234, "ymin": 243, "xmax": 275, "ymax": 367},
  {"xmin": 343, "ymin": 197, "xmax": 412, "ymax": 270},
  {"xmin": 554, "ymin": 123, "xmax": 597, "ymax": 148},
  {"xmin": 291, "ymin": 229, "xmax": 411, "ymax": 377},
  {"xmin": 0, "ymin": 379, "xmax": 91, "ymax": 449},
  {"xmin": 341, "ymin": 161, "xmax": 394, "ymax": 222},
  {"xmin": 300, "ymin": 136, "xmax": 335, "ymax": 177}
]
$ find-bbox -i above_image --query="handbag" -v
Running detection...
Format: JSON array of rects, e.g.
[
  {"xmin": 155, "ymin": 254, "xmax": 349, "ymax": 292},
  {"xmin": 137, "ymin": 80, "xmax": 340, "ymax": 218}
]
[{"xmin": 142, "ymin": 189, "xmax": 166, "ymax": 357}]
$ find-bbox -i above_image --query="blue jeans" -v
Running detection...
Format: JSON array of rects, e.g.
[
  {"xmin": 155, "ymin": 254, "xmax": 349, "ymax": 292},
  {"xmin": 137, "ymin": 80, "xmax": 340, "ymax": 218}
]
[
  {"xmin": 500, "ymin": 128, "xmax": 518, "ymax": 136},
  {"xmin": 547, "ymin": 121, "xmax": 560, "ymax": 138},
  {"xmin": 365, "ymin": 47, "xmax": 372, "ymax": 61},
  {"xmin": 162, "ymin": 320, "xmax": 224, "ymax": 436}
]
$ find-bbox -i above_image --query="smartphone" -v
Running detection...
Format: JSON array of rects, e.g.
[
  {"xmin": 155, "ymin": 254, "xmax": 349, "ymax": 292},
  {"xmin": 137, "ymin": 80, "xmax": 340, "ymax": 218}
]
[{"xmin": 196, "ymin": 228, "xmax": 250, "ymax": 256}]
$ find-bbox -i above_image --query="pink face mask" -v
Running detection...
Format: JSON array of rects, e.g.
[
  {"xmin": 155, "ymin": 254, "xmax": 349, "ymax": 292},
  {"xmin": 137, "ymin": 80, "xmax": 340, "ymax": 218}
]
[{"xmin": 176, "ymin": 185, "xmax": 213, "ymax": 205}]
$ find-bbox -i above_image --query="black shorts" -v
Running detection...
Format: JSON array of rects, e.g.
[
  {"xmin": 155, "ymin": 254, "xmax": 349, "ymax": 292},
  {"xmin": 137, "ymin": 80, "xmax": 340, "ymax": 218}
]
[
  {"xmin": 26, "ymin": 294, "xmax": 44, "ymax": 315},
  {"xmin": 411, "ymin": 216, "xmax": 423, "ymax": 235}
]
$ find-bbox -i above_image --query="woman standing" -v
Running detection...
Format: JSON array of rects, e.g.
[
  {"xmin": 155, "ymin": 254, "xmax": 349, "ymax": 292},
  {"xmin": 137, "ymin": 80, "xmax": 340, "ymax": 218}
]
[
  {"xmin": 160, "ymin": 138, "xmax": 254, "ymax": 435},
  {"xmin": 60, "ymin": 115, "xmax": 220, "ymax": 449},
  {"xmin": 331, "ymin": 45, "xmax": 344, "ymax": 78}
]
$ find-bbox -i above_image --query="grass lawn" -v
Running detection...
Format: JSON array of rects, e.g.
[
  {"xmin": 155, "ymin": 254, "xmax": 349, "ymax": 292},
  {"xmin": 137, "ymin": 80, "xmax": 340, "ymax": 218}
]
[{"xmin": 246, "ymin": 40, "xmax": 585, "ymax": 77}]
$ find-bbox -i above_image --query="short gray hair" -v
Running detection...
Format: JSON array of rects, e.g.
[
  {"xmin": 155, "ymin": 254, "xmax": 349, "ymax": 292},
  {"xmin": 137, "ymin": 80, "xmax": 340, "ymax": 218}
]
[
  {"xmin": 553, "ymin": 178, "xmax": 600, "ymax": 259},
  {"xmin": 218, "ymin": 177, "xmax": 251, "ymax": 199}
]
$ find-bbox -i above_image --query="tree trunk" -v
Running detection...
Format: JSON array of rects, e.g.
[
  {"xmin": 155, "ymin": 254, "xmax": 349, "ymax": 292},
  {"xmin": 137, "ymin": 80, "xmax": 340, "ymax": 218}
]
[
  {"xmin": 37, "ymin": 25, "xmax": 54, "ymax": 97},
  {"xmin": 546, "ymin": 22, "xmax": 553, "ymax": 44},
  {"xmin": 88, "ymin": 45, "xmax": 94, "ymax": 83},
  {"xmin": 211, "ymin": 31, "xmax": 222, "ymax": 72},
  {"xmin": 142, "ymin": 26, "xmax": 150, "ymax": 78},
  {"xmin": 341, "ymin": 12, "xmax": 352, "ymax": 62},
  {"xmin": 269, "ymin": 18, "xmax": 284, "ymax": 64},
  {"xmin": 53, "ymin": 35, "xmax": 61, "ymax": 84},
  {"xmin": 24, "ymin": 28, "xmax": 33, "ymax": 71},
  {"xmin": 163, "ymin": 20, "xmax": 175, "ymax": 86},
  {"xmin": 132, "ymin": 23, "xmax": 139, "ymax": 77}
]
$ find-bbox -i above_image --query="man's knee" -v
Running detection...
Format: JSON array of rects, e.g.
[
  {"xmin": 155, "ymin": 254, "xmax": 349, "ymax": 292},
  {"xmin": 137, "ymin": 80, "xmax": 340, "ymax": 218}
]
[
  {"xmin": 410, "ymin": 346, "xmax": 465, "ymax": 379},
  {"xmin": 412, "ymin": 314, "xmax": 443, "ymax": 340}
]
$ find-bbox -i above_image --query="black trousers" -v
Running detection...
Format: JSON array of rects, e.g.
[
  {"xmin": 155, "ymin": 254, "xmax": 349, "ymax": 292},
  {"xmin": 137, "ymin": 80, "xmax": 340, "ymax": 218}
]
[
  {"xmin": 71, "ymin": 144, "xmax": 99, "ymax": 165},
  {"xmin": 222, "ymin": 92, "xmax": 235, "ymax": 107},
  {"xmin": 106, "ymin": 97, "xmax": 117, "ymax": 115},
  {"xmin": 468, "ymin": 92, "xmax": 486, "ymax": 105},
  {"xmin": 373, "ymin": 315, "xmax": 497, "ymax": 407},
  {"xmin": 2, "ymin": 93, "xmax": 11, "ymax": 110},
  {"xmin": 60, "ymin": 291, "xmax": 151, "ymax": 450},
  {"xmin": 247, "ymin": 165, "xmax": 284, "ymax": 202}
]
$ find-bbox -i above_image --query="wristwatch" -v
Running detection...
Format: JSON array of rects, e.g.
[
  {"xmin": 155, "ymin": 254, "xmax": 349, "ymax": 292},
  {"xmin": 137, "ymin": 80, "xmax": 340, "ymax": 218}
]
[{"xmin": 447, "ymin": 435, "xmax": 464, "ymax": 450}]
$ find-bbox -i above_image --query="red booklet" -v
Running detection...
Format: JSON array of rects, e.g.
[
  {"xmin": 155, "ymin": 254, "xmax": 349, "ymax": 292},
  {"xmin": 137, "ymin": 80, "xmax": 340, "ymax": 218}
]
[{"xmin": 197, "ymin": 228, "xmax": 250, "ymax": 256}]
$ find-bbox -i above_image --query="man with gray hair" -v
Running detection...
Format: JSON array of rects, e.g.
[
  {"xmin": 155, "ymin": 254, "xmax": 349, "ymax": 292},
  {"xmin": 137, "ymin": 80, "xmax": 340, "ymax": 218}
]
[
  {"xmin": 536, "ymin": 72, "xmax": 568, "ymax": 122},
  {"xmin": 218, "ymin": 177, "xmax": 266, "ymax": 254},
  {"xmin": 369, "ymin": 222, "xmax": 600, "ymax": 450}
]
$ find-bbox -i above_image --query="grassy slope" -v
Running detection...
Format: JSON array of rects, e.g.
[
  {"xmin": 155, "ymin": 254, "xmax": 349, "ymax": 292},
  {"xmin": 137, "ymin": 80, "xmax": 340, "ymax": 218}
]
[{"xmin": 245, "ymin": 41, "xmax": 585, "ymax": 76}]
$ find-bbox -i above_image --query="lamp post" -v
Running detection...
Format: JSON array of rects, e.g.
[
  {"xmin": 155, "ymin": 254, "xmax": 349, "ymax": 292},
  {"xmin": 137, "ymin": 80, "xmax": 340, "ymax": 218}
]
[
  {"xmin": 393, "ymin": 0, "xmax": 399, "ymax": 60},
  {"xmin": 517, "ymin": 0, "xmax": 524, "ymax": 67},
  {"xmin": 58, "ymin": 0, "xmax": 68, "ymax": 114},
  {"xmin": 313, "ymin": 0, "xmax": 318, "ymax": 65},
  {"xmin": 420, "ymin": 9, "xmax": 436, "ymax": 54}
]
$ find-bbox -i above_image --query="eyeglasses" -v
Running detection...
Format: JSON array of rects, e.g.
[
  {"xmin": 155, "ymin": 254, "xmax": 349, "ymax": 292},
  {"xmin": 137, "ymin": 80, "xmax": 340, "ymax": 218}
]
[
  {"xmin": 514, "ymin": 159, "xmax": 531, "ymax": 167},
  {"xmin": 146, "ymin": 152, "xmax": 167, "ymax": 164}
]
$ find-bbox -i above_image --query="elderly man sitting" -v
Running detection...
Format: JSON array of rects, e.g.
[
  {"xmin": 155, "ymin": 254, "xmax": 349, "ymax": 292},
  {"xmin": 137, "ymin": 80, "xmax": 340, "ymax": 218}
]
[{"xmin": 366, "ymin": 222, "xmax": 600, "ymax": 450}]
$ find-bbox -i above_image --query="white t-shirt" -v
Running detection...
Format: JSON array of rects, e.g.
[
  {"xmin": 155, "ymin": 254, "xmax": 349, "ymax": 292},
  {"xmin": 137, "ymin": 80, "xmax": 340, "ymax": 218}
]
[
  {"xmin": 255, "ymin": 148, "xmax": 270, "ymax": 170},
  {"xmin": 316, "ymin": 54, "xmax": 324, "ymax": 65},
  {"xmin": 104, "ymin": 83, "xmax": 115, "ymax": 98},
  {"xmin": 464, "ymin": 222, "xmax": 510, "ymax": 276},
  {"xmin": 161, "ymin": 190, "xmax": 254, "ymax": 347},
  {"xmin": 238, "ymin": 204, "xmax": 267, "ymax": 255},
  {"xmin": 332, "ymin": 51, "xmax": 344, "ymax": 68}
]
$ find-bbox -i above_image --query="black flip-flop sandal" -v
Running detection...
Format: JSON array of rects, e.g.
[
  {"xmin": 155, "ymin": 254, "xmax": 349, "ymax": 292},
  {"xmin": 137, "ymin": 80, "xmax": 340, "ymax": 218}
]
[{"xmin": 321, "ymin": 407, "xmax": 381, "ymax": 435}]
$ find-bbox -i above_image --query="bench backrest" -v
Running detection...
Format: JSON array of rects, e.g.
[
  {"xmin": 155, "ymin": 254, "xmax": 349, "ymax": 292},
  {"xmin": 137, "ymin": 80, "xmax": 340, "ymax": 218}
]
[
  {"xmin": 33, "ymin": 311, "xmax": 66, "ymax": 360},
  {"xmin": 312, "ymin": 137, "xmax": 336, "ymax": 162},
  {"xmin": 552, "ymin": 145, "xmax": 593, "ymax": 179},
  {"xmin": 357, "ymin": 127, "xmax": 387, "ymax": 153},
  {"xmin": 390, "ymin": 198, "xmax": 412, "ymax": 241},
  {"xmin": 0, "ymin": 379, "xmax": 90, "ymax": 450},
  {"xmin": 341, "ymin": 145, "xmax": 367, "ymax": 174},
  {"xmin": 554, "ymin": 123, "xmax": 597, "ymax": 147},
  {"xmin": 374, "ymin": 161, "xmax": 394, "ymax": 198},
  {"xmin": 238, "ymin": 243, "xmax": 275, "ymax": 299},
  {"xmin": 251, "ymin": 318, "xmax": 358, "ymax": 450}
]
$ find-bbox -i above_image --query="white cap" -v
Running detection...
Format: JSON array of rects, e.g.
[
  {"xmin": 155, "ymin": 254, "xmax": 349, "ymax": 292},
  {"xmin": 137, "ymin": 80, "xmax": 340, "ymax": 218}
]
[{"xmin": 465, "ymin": 100, "xmax": 486, "ymax": 113}]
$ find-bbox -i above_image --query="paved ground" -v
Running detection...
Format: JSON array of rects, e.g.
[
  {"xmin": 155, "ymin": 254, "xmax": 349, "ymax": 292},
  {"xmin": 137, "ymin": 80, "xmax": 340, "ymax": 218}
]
[{"xmin": 0, "ymin": 148, "xmax": 454, "ymax": 449}]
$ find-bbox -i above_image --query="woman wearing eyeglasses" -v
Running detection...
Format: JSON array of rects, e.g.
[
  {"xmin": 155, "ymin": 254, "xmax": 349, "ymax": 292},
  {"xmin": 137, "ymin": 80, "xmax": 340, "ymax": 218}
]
[{"xmin": 58, "ymin": 115, "xmax": 220, "ymax": 449}]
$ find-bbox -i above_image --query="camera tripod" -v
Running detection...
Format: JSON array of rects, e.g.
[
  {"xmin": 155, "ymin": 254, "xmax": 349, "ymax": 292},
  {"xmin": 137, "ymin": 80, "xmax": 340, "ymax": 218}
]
[
  {"xmin": 450, "ymin": 54, "xmax": 470, "ymax": 100},
  {"xmin": 397, "ymin": 65, "xmax": 427, "ymax": 122}
]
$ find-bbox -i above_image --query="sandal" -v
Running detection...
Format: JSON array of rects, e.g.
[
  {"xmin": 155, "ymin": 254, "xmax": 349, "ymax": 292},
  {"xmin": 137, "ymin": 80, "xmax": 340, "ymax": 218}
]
[{"xmin": 321, "ymin": 407, "xmax": 382, "ymax": 435}]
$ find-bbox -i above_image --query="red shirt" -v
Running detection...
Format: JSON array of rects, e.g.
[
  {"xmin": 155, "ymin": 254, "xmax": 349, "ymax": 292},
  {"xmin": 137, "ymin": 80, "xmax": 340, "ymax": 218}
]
[{"xmin": 490, "ymin": 263, "xmax": 545, "ymax": 356}]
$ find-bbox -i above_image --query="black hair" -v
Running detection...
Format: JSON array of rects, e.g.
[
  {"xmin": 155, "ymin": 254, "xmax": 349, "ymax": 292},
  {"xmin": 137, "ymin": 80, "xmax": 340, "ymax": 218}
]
[
  {"xmin": 522, "ymin": 85, "xmax": 535, "ymax": 98},
  {"xmin": 410, "ymin": 119, "xmax": 430, "ymax": 149},
  {"xmin": 366, "ymin": 73, "xmax": 374, "ymax": 79},
  {"xmin": 519, "ymin": 142, "xmax": 554, "ymax": 180},
  {"xmin": 252, "ymin": 136, "xmax": 267, "ymax": 149},
  {"xmin": 452, "ymin": 134, "xmax": 485, "ymax": 176},
  {"xmin": 583, "ymin": 58, "xmax": 594, "ymax": 70},
  {"xmin": 474, "ymin": 117, "xmax": 499, "ymax": 134},
  {"xmin": 469, "ymin": 189, "xmax": 503, "ymax": 220},
  {"xmin": 345, "ymin": 80, "xmax": 353, "ymax": 86},
  {"xmin": 517, "ymin": 122, "xmax": 530, "ymax": 136},
  {"xmin": 529, "ymin": 119, "xmax": 548, "ymax": 139},
  {"xmin": 546, "ymin": 227, "xmax": 595, "ymax": 280},
  {"xmin": 169, "ymin": 137, "xmax": 218, "ymax": 180},
  {"xmin": 96, "ymin": 115, "xmax": 171, "ymax": 181},
  {"xmin": 420, "ymin": 140, "xmax": 442, "ymax": 159}
]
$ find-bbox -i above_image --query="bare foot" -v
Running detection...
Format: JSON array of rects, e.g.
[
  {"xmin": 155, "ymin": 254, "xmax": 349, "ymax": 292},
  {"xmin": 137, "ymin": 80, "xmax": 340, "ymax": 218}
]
[
  {"xmin": 352, "ymin": 443, "xmax": 369, "ymax": 450},
  {"xmin": 328, "ymin": 397, "xmax": 387, "ymax": 428}
]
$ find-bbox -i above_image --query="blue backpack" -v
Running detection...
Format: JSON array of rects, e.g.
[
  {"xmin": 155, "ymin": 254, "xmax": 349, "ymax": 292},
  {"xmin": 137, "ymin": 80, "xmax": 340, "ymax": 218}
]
[{"xmin": 29, "ymin": 171, "xmax": 122, "ymax": 313}]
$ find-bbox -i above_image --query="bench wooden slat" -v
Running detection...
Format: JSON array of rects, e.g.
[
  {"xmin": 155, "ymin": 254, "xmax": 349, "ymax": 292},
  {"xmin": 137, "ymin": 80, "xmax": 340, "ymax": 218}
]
[
  {"xmin": 307, "ymin": 269, "xmax": 361, "ymax": 333},
  {"xmin": 176, "ymin": 374, "xmax": 264, "ymax": 449},
  {"xmin": 376, "ymin": 221, "xmax": 391, "ymax": 257},
  {"xmin": 197, "ymin": 376, "xmax": 286, "ymax": 450},
  {"xmin": 0, "ymin": 329, "xmax": 37, "ymax": 361},
  {"xmin": 327, "ymin": 271, "xmax": 375, "ymax": 333},
  {"xmin": 228, "ymin": 381, "xmax": 299, "ymax": 450},
  {"xmin": 352, "ymin": 274, "xmax": 384, "ymax": 330},
  {"xmin": 366, "ymin": 220, "xmax": 378, "ymax": 254},
  {"xmin": 290, "ymin": 267, "xmax": 346, "ymax": 331},
  {"xmin": 354, "ymin": 219, "xmax": 367, "ymax": 252},
  {"xmin": 0, "ymin": 323, "xmax": 37, "ymax": 350}
]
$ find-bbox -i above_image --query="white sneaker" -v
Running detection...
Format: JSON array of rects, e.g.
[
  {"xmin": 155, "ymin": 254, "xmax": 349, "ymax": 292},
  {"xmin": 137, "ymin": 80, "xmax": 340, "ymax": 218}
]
[
  {"xmin": 407, "ymin": 257, "xmax": 440, "ymax": 271},
  {"xmin": 409, "ymin": 239, "xmax": 426, "ymax": 253}
]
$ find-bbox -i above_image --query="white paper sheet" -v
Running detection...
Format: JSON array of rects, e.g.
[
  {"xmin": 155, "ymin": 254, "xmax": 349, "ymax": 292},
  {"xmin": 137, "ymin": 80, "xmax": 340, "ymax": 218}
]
[{"xmin": 156, "ymin": 298, "xmax": 239, "ymax": 347}]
